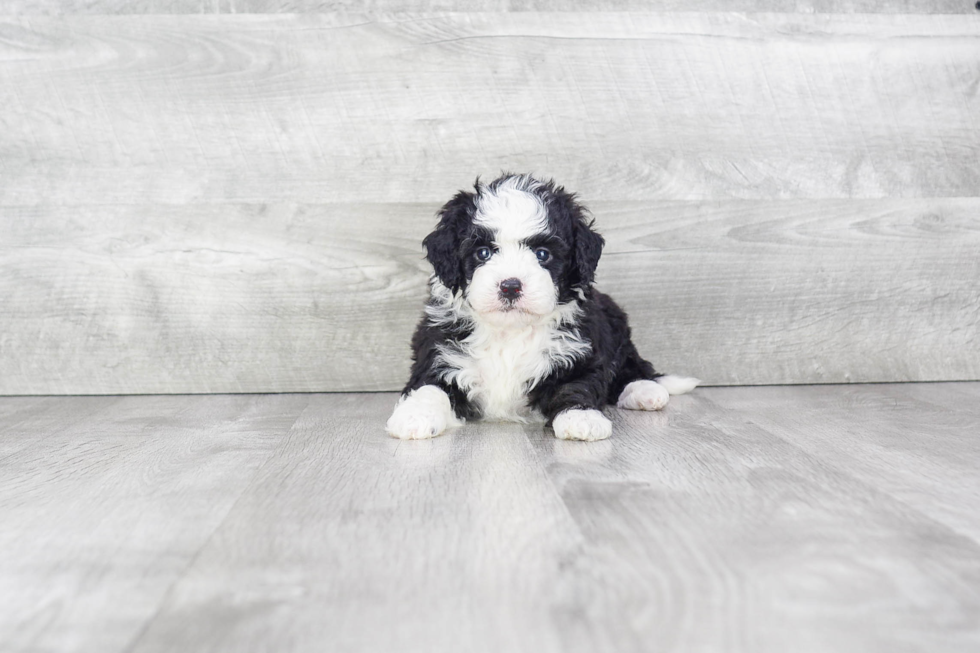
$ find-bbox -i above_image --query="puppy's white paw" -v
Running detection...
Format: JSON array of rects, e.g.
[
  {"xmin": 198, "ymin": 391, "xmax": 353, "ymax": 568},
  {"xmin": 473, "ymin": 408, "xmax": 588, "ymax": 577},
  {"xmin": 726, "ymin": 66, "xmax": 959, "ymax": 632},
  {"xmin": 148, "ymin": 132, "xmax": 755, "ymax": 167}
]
[
  {"xmin": 386, "ymin": 410, "xmax": 445, "ymax": 440},
  {"xmin": 386, "ymin": 385, "xmax": 460, "ymax": 440},
  {"xmin": 552, "ymin": 409, "xmax": 612, "ymax": 441},
  {"xmin": 617, "ymin": 380, "xmax": 670, "ymax": 411},
  {"xmin": 655, "ymin": 374, "xmax": 701, "ymax": 395}
]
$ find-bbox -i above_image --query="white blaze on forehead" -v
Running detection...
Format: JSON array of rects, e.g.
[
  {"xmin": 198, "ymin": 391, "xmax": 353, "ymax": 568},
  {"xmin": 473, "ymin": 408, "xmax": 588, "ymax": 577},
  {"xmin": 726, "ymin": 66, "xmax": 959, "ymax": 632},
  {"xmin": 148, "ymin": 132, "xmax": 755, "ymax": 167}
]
[{"xmin": 474, "ymin": 180, "xmax": 549, "ymax": 243}]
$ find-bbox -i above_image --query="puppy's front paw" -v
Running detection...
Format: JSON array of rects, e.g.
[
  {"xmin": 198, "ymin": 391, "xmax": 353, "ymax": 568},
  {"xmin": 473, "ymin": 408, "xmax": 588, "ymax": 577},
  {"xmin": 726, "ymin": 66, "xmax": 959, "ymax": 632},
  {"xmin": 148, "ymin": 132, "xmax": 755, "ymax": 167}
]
[
  {"xmin": 386, "ymin": 408, "xmax": 445, "ymax": 440},
  {"xmin": 386, "ymin": 385, "xmax": 459, "ymax": 440},
  {"xmin": 617, "ymin": 380, "xmax": 670, "ymax": 411},
  {"xmin": 552, "ymin": 409, "xmax": 612, "ymax": 441}
]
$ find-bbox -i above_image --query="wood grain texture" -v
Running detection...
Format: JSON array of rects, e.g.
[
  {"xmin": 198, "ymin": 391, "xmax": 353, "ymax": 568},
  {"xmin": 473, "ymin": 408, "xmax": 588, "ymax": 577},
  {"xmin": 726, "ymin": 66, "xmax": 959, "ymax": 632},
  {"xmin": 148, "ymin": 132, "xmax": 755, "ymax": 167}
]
[
  {"xmin": 0, "ymin": 395, "xmax": 122, "ymax": 458},
  {"xmin": 0, "ymin": 203, "xmax": 433, "ymax": 394},
  {"xmin": 126, "ymin": 393, "xmax": 584, "ymax": 653},
  {"xmin": 2, "ymin": 13, "xmax": 979, "ymax": 203},
  {"xmin": 1, "ymin": 11, "xmax": 978, "ymax": 393},
  {"xmin": 1, "ymin": 199, "xmax": 977, "ymax": 393},
  {"xmin": 2, "ymin": 1, "xmax": 976, "ymax": 15},
  {"xmin": 3, "ymin": 385, "xmax": 977, "ymax": 652},
  {"xmin": 0, "ymin": 393, "xmax": 308, "ymax": 653},
  {"xmin": 528, "ymin": 384, "xmax": 980, "ymax": 653},
  {"xmin": 706, "ymin": 383, "xmax": 980, "ymax": 540},
  {"xmin": 595, "ymin": 199, "xmax": 980, "ymax": 386}
]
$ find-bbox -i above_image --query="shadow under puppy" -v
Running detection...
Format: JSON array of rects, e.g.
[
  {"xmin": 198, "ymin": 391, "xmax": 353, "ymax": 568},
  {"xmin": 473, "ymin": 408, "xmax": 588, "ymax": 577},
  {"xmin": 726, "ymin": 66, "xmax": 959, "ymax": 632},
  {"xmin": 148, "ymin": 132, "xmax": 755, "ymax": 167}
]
[{"xmin": 387, "ymin": 173, "xmax": 699, "ymax": 441}]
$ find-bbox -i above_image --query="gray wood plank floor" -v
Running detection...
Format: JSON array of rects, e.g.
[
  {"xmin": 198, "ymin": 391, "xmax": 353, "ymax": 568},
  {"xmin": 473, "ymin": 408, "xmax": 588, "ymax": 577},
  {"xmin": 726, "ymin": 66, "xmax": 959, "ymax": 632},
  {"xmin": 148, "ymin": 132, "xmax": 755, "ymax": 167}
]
[{"xmin": 2, "ymin": 384, "xmax": 978, "ymax": 652}]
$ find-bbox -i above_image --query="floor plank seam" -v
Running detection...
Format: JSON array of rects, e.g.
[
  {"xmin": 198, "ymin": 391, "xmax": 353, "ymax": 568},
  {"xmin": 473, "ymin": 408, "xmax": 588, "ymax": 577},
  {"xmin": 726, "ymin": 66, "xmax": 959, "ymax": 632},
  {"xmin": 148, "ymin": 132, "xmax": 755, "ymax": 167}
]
[{"xmin": 118, "ymin": 399, "xmax": 312, "ymax": 653}]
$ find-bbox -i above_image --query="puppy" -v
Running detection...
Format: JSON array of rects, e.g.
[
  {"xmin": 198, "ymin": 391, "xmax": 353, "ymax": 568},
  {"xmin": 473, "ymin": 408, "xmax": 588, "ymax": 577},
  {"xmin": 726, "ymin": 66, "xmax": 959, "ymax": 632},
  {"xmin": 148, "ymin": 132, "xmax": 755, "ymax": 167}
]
[{"xmin": 386, "ymin": 173, "xmax": 699, "ymax": 441}]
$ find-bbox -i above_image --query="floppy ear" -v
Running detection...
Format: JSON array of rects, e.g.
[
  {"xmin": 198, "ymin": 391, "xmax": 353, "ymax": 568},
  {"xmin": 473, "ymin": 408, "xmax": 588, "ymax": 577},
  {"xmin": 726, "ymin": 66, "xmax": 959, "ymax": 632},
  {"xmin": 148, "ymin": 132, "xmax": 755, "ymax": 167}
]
[
  {"xmin": 573, "ymin": 214, "xmax": 605, "ymax": 287},
  {"xmin": 549, "ymin": 186, "xmax": 604, "ymax": 288},
  {"xmin": 422, "ymin": 190, "xmax": 475, "ymax": 293}
]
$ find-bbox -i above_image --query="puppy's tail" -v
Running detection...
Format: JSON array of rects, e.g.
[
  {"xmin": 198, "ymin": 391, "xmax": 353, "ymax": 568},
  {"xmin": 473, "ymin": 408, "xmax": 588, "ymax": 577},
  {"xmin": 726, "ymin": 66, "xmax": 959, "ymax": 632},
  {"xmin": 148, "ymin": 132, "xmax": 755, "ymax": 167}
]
[{"xmin": 655, "ymin": 374, "xmax": 701, "ymax": 395}]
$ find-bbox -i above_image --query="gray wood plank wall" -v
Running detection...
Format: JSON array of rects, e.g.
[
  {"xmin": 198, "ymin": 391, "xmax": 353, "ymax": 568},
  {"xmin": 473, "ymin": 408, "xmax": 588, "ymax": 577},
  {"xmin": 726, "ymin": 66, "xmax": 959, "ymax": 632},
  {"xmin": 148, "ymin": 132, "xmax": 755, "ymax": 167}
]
[
  {"xmin": 1, "ymin": 6, "xmax": 978, "ymax": 394},
  {"xmin": 2, "ymin": 2, "xmax": 977, "ymax": 15}
]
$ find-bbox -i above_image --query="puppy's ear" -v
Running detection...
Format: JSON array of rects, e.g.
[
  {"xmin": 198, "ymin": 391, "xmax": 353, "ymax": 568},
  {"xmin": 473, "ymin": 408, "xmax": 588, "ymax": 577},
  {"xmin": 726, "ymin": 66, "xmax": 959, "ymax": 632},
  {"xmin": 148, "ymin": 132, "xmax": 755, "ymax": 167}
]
[
  {"xmin": 573, "ymin": 214, "xmax": 605, "ymax": 287},
  {"xmin": 550, "ymin": 186, "xmax": 604, "ymax": 288},
  {"xmin": 422, "ymin": 190, "xmax": 475, "ymax": 293}
]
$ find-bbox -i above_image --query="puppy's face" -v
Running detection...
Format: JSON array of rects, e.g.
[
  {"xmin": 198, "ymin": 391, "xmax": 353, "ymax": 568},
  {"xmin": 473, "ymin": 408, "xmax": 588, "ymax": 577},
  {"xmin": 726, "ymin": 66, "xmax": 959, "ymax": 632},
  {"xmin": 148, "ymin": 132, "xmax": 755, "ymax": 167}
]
[{"xmin": 424, "ymin": 175, "xmax": 604, "ymax": 326}]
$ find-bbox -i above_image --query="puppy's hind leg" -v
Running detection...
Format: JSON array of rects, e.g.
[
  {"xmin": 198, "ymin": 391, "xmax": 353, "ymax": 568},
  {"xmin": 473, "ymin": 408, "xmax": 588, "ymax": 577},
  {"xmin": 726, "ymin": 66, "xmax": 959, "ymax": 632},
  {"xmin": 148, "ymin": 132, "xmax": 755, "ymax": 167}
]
[
  {"xmin": 617, "ymin": 379, "xmax": 670, "ymax": 411},
  {"xmin": 654, "ymin": 374, "xmax": 701, "ymax": 396},
  {"xmin": 611, "ymin": 341, "xmax": 700, "ymax": 411},
  {"xmin": 616, "ymin": 375, "xmax": 700, "ymax": 411}
]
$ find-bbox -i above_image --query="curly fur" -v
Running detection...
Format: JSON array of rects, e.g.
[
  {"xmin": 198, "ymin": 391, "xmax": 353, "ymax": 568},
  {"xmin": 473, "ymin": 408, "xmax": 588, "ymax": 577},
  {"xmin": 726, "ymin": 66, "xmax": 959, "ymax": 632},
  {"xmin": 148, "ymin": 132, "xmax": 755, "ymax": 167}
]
[{"xmin": 386, "ymin": 173, "xmax": 699, "ymax": 441}]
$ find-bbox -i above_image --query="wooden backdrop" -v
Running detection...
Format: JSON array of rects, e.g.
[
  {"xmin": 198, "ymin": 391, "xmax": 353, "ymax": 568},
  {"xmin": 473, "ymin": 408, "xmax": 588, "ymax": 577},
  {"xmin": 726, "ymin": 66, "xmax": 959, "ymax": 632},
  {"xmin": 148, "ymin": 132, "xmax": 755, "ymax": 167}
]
[{"xmin": 1, "ymin": 2, "xmax": 978, "ymax": 394}]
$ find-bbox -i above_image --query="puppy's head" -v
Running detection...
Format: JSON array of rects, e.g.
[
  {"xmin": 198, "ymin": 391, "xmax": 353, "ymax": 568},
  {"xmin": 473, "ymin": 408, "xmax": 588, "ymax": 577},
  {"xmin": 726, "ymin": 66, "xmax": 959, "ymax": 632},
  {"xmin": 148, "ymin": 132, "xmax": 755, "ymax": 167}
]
[{"xmin": 423, "ymin": 173, "xmax": 604, "ymax": 326}]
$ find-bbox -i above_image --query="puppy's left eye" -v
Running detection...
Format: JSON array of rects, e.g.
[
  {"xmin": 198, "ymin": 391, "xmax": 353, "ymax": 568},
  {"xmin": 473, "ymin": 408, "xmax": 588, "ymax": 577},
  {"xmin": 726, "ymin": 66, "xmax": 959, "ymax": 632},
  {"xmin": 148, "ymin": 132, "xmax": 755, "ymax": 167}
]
[
  {"xmin": 534, "ymin": 248, "xmax": 551, "ymax": 263},
  {"xmin": 475, "ymin": 247, "xmax": 492, "ymax": 261}
]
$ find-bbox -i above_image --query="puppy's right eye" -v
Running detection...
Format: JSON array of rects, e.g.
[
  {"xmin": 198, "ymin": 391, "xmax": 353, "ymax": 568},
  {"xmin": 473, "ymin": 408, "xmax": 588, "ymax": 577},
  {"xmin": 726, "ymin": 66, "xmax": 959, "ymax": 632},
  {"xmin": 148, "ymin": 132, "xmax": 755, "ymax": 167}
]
[{"xmin": 475, "ymin": 247, "xmax": 492, "ymax": 261}]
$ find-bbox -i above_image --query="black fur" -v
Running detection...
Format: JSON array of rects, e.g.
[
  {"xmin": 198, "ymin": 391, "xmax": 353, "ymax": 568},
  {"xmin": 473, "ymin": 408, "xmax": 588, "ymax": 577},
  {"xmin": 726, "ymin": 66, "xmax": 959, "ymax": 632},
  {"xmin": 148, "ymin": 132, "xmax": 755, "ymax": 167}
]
[
  {"xmin": 403, "ymin": 173, "xmax": 663, "ymax": 424},
  {"xmin": 420, "ymin": 190, "xmax": 477, "ymax": 294}
]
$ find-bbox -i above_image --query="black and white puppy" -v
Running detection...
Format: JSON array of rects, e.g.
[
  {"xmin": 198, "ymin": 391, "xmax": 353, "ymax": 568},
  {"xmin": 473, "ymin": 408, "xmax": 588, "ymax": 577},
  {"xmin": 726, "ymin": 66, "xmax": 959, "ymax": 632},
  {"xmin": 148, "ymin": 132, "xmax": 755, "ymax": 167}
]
[{"xmin": 386, "ymin": 173, "xmax": 699, "ymax": 441}]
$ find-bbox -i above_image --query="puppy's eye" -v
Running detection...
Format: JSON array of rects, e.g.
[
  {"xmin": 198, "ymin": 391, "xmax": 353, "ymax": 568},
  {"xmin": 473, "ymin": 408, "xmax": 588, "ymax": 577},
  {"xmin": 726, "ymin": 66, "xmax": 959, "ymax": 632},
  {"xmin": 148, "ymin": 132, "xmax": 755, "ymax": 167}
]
[
  {"xmin": 534, "ymin": 248, "xmax": 551, "ymax": 263},
  {"xmin": 475, "ymin": 247, "xmax": 492, "ymax": 261}
]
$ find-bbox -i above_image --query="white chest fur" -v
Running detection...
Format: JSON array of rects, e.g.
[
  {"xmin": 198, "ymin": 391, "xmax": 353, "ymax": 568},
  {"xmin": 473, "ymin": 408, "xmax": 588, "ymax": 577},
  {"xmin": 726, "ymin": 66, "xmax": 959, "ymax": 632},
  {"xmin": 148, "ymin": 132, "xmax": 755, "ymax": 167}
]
[{"xmin": 436, "ymin": 317, "xmax": 590, "ymax": 422}]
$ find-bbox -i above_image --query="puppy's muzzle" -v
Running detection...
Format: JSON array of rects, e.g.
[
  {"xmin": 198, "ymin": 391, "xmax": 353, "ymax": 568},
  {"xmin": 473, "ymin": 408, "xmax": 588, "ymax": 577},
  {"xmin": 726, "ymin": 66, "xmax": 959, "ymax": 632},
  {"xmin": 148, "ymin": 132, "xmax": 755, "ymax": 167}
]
[{"xmin": 498, "ymin": 278, "xmax": 523, "ymax": 300}]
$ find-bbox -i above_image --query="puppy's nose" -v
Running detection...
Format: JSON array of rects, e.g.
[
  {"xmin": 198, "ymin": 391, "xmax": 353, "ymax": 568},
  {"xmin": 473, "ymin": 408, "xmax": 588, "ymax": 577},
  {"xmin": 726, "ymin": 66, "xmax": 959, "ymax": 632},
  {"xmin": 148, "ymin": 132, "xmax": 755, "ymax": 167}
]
[{"xmin": 499, "ymin": 278, "xmax": 523, "ymax": 298}]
